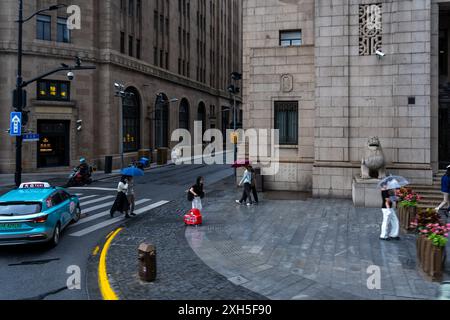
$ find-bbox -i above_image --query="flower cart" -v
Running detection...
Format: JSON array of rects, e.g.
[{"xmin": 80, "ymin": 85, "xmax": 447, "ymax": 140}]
[{"xmin": 396, "ymin": 188, "xmax": 421, "ymax": 232}]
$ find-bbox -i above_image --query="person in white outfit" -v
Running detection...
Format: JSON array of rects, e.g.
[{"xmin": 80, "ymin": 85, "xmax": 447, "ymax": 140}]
[
  {"xmin": 236, "ymin": 166, "xmax": 253, "ymax": 206},
  {"xmin": 380, "ymin": 180, "xmax": 400, "ymax": 241}
]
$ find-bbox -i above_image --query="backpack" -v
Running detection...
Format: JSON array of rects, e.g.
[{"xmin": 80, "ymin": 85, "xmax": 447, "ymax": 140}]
[{"xmin": 187, "ymin": 189, "xmax": 194, "ymax": 202}]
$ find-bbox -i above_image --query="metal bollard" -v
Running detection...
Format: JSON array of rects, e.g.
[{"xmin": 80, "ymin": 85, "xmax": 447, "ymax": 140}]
[{"xmin": 138, "ymin": 243, "xmax": 157, "ymax": 282}]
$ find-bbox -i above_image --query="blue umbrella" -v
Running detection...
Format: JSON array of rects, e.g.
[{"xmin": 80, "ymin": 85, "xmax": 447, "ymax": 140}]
[{"xmin": 121, "ymin": 167, "xmax": 145, "ymax": 177}]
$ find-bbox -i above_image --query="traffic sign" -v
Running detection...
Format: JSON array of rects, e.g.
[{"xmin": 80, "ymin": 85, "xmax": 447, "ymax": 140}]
[
  {"xmin": 23, "ymin": 133, "xmax": 40, "ymax": 142},
  {"xmin": 10, "ymin": 112, "xmax": 22, "ymax": 137}
]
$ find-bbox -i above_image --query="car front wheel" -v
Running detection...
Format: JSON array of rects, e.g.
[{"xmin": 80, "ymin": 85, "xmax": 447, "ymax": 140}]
[{"xmin": 72, "ymin": 205, "xmax": 81, "ymax": 223}]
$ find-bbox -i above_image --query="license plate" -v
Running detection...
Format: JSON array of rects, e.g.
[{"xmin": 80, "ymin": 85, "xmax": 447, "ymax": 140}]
[{"xmin": 0, "ymin": 223, "xmax": 22, "ymax": 230}]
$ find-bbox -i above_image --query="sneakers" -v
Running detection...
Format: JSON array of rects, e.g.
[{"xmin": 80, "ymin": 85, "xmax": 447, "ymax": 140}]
[
  {"xmin": 247, "ymin": 203, "xmax": 252, "ymax": 207},
  {"xmin": 235, "ymin": 200, "xmax": 242, "ymax": 205}
]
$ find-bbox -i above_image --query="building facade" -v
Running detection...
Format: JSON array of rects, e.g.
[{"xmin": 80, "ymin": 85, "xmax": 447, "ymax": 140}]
[
  {"xmin": 0, "ymin": 0, "xmax": 242, "ymax": 172},
  {"xmin": 242, "ymin": 0, "xmax": 450, "ymax": 198}
]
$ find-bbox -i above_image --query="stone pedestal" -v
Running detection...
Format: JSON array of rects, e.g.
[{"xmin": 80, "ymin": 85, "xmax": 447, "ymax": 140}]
[{"xmin": 352, "ymin": 176, "xmax": 381, "ymax": 208}]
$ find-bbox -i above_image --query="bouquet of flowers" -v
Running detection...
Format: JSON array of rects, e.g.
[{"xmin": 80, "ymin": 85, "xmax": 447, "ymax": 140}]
[
  {"xmin": 410, "ymin": 208, "xmax": 441, "ymax": 229},
  {"xmin": 396, "ymin": 188, "xmax": 421, "ymax": 208},
  {"xmin": 417, "ymin": 223, "xmax": 450, "ymax": 248}
]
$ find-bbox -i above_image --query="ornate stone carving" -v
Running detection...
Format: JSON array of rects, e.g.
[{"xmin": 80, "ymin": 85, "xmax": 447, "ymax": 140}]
[
  {"xmin": 361, "ymin": 137, "xmax": 386, "ymax": 180},
  {"xmin": 359, "ymin": 4, "xmax": 382, "ymax": 56},
  {"xmin": 281, "ymin": 74, "xmax": 293, "ymax": 93}
]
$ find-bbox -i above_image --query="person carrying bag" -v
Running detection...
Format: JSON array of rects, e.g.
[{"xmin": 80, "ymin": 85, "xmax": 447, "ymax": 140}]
[{"xmin": 188, "ymin": 177, "xmax": 205, "ymax": 211}]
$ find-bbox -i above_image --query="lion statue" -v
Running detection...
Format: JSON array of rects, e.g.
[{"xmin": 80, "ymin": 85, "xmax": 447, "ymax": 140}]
[{"xmin": 361, "ymin": 137, "xmax": 386, "ymax": 180}]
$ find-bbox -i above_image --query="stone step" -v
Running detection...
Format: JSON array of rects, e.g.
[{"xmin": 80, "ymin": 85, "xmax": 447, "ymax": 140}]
[{"xmin": 410, "ymin": 185, "xmax": 441, "ymax": 190}]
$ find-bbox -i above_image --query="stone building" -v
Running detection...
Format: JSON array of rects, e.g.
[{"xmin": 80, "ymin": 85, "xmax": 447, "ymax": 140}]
[
  {"xmin": 0, "ymin": 0, "xmax": 242, "ymax": 172},
  {"xmin": 243, "ymin": 0, "xmax": 450, "ymax": 198}
]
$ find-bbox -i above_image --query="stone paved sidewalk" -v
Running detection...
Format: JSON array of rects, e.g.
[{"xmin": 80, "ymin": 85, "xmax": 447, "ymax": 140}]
[
  {"xmin": 186, "ymin": 177, "xmax": 448, "ymax": 300},
  {"xmin": 103, "ymin": 198, "xmax": 267, "ymax": 300}
]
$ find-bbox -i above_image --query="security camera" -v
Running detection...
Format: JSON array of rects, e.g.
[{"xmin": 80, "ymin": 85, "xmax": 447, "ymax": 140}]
[
  {"xmin": 375, "ymin": 50, "xmax": 386, "ymax": 58},
  {"xmin": 67, "ymin": 71, "xmax": 75, "ymax": 81}
]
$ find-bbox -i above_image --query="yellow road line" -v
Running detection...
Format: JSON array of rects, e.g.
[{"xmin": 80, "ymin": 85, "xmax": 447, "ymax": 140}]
[
  {"xmin": 92, "ymin": 246, "xmax": 100, "ymax": 256},
  {"xmin": 98, "ymin": 228, "xmax": 123, "ymax": 300}
]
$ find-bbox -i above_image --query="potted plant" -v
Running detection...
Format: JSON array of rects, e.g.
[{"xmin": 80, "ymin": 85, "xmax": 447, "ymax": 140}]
[
  {"xmin": 412, "ymin": 210, "xmax": 449, "ymax": 281},
  {"xmin": 396, "ymin": 188, "xmax": 421, "ymax": 231}
]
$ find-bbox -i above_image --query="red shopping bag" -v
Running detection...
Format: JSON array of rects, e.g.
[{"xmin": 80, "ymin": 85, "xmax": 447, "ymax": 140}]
[{"xmin": 184, "ymin": 208, "xmax": 203, "ymax": 226}]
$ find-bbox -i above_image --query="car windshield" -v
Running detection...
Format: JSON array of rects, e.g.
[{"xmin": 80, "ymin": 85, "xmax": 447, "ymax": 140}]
[{"xmin": 0, "ymin": 203, "xmax": 42, "ymax": 216}]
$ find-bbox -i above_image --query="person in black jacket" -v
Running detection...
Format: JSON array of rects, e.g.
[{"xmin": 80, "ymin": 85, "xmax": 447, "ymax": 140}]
[{"xmin": 188, "ymin": 177, "xmax": 205, "ymax": 210}]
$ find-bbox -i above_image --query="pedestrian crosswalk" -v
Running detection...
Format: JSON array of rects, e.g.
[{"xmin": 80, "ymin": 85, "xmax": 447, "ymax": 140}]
[{"xmin": 67, "ymin": 194, "xmax": 170, "ymax": 238}]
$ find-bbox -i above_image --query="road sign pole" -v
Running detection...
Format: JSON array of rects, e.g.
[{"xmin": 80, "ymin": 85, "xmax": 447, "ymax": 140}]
[{"xmin": 15, "ymin": 0, "xmax": 24, "ymax": 188}]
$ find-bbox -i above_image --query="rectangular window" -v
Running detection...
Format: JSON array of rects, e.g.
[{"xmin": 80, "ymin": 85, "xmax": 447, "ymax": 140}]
[
  {"xmin": 120, "ymin": 32, "xmax": 125, "ymax": 53},
  {"xmin": 165, "ymin": 52, "xmax": 169, "ymax": 69},
  {"xmin": 160, "ymin": 50, "xmax": 164, "ymax": 67},
  {"xmin": 136, "ymin": 39, "xmax": 141, "ymax": 59},
  {"xmin": 129, "ymin": 36, "xmax": 133, "ymax": 56},
  {"xmin": 57, "ymin": 17, "xmax": 70, "ymax": 43},
  {"xmin": 36, "ymin": 15, "xmax": 51, "ymax": 41},
  {"xmin": 128, "ymin": 0, "xmax": 134, "ymax": 16},
  {"xmin": 37, "ymin": 80, "xmax": 71, "ymax": 101},
  {"xmin": 154, "ymin": 11, "xmax": 158, "ymax": 30},
  {"xmin": 280, "ymin": 30, "xmax": 302, "ymax": 47},
  {"xmin": 154, "ymin": 47, "xmax": 158, "ymax": 65},
  {"xmin": 274, "ymin": 101, "xmax": 298, "ymax": 145}
]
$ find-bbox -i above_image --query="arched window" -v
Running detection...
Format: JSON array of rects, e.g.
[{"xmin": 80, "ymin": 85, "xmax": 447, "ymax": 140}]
[
  {"xmin": 197, "ymin": 102, "xmax": 206, "ymax": 134},
  {"xmin": 123, "ymin": 87, "xmax": 141, "ymax": 153},
  {"xmin": 155, "ymin": 93, "xmax": 170, "ymax": 148},
  {"xmin": 179, "ymin": 98, "xmax": 190, "ymax": 130}
]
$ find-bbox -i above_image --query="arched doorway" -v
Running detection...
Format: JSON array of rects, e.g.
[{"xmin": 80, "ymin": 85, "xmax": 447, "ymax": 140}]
[
  {"xmin": 179, "ymin": 98, "xmax": 190, "ymax": 131},
  {"xmin": 123, "ymin": 87, "xmax": 141, "ymax": 153},
  {"xmin": 155, "ymin": 93, "xmax": 169, "ymax": 148},
  {"xmin": 197, "ymin": 101, "xmax": 206, "ymax": 134}
]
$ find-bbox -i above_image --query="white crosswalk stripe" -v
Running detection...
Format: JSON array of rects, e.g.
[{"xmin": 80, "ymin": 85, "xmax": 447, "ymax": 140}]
[
  {"xmin": 78, "ymin": 195, "xmax": 98, "ymax": 201},
  {"xmin": 80, "ymin": 195, "xmax": 114, "ymax": 206},
  {"xmin": 71, "ymin": 198, "xmax": 152, "ymax": 227},
  {"xmin": 69, "ymin": 200, "xmax": 170, "ymax": 237}
]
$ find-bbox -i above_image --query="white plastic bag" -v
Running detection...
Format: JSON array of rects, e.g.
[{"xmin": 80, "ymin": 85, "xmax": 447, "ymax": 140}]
[{"xmin": 192, "ymin": 197, "xmax": 203, "ymax": 211}]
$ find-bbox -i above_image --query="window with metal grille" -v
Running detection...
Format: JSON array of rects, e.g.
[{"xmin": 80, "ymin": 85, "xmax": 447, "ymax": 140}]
[
  {"xmin": 274, "ymin": 101, "xmax": 298, "ymax": 145},
  {"xmin": 359, "ymin": 4, "xmax": 382, "ymax": 56}
]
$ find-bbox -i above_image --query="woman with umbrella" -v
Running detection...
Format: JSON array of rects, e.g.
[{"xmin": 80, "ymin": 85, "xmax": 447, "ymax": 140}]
[
  {"xmin": 110, "ymin": 167, "xmax": 144, "ymax": 219},
  {"xmin": 110, "ymin": 175, "xmax": 131, "ymax": 219},
  {"xmin": 378, "ymin": 176, "xmax": 408, "ymax": 241}
]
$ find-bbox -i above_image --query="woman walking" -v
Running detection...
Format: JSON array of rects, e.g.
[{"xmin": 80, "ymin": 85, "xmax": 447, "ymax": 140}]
[
  {"xmin": 188, "ymin": 176, "xmax": 205, "ymax": 211},
  {"xmin": 236, "ymin": 165, "xmax": 253, "ymax": 206},
  {"xmin": 435, "ymin": 165, "xmax": 450, "ymax": 213},
  {"xmin": 110, "ymin": 175, "xmax": 131, "ymax": 219},
  {"xmin": 380, "ymin": 180, "xmax": 400, "ymax": 241},
  {"xmin": 249, "ymin": 166, "xmax": 259, "ymax": 205}
]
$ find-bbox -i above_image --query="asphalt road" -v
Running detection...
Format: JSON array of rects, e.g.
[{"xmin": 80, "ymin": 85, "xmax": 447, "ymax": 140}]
[{"xmin": 0, "ymin": 163, "xmax": 233, "ymax": 300}]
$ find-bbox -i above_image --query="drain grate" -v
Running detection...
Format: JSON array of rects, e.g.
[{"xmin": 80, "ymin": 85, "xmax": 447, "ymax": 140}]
[{"xmin": 9, "ymin": 258, "xmax": 60, "ymax": 267}]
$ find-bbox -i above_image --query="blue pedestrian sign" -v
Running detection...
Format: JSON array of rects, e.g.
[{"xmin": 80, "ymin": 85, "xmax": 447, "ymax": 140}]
[
  {"xmin": 10, "ymin": 112, "xmax": 22, "ymax": 137},
  {"xmin": 23, "ymin": 133, "xmax": 40, "ymax": 142}
]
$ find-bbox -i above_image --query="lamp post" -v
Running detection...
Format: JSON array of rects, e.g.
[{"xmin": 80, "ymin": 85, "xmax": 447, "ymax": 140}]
[
  {"xmin": 13, "ymin": 1, "xmax": 95, "ymax": 187},
  {"xmin": 228, "ymin": 72, "xmax": 242, "ymax": 178},
  {"xmin": 114, "ymin": 83, "xmax": 135, "ymax": 169}
]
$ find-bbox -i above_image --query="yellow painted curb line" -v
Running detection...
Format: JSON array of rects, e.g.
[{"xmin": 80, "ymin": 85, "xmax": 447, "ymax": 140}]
[{"xmin": 98, "ymin": 228, "xmax": 123, "ymax": 300}]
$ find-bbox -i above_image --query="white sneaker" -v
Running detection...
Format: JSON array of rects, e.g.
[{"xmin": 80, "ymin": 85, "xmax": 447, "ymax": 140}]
[
  {"xmin": 247, "ymin": 203, "xmax": 252, "ymax": 207},
  {"xmin": 236, "ymin": 200, "xmax": 242, "ymax": 205}
]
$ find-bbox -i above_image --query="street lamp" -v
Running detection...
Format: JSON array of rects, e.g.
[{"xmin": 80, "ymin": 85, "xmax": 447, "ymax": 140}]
[
  {"xmin": 228, "ymin": 72, "xmax": 242, "ymax": 178},
  {"xmin": 114, "ymin": 82, "xmax": 135, "ymax": 169},
  {"xmin": 13, "ymin": 1, "xmax": 96, "ymax": 187}
]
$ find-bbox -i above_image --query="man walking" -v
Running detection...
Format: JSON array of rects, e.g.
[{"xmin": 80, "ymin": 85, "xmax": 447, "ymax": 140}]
[{"xmin": 127, "ymin": 176, "xmax": 136, "ymax": 217}]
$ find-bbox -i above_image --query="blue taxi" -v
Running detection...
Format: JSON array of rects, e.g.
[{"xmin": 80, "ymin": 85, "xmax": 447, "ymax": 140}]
[{"xmin": 0, "ymin": 182, "xmax": 81, "ymax": 247}]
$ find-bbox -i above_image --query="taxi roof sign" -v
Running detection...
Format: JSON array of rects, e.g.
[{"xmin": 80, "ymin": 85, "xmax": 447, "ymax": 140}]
[{"xmin": 19, "ymin": 182, "xmax": 51, "ymax": 189}]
